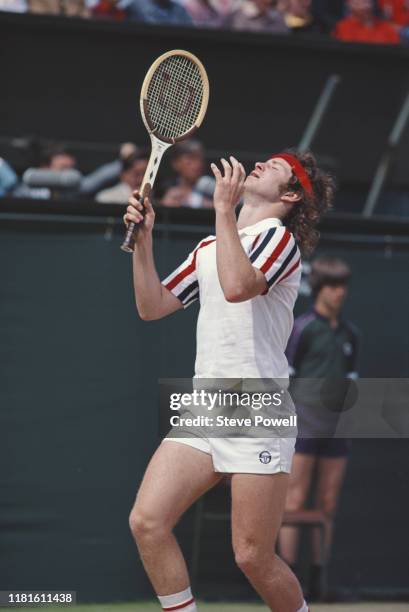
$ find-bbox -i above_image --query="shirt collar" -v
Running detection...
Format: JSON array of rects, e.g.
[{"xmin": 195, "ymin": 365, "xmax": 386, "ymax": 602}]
[
  {"xmin": 239, "ymin": 217, "xmax": 283, "ymax": 236},
  {"xmin": 312, "ymin": 307, "xmax": 341, "ymax": 329}
]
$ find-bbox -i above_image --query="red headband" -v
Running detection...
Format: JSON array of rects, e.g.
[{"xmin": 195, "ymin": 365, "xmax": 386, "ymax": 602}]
[{"xmin": 270, "ymin": 153, "xmax": 313, "ymax": 197}]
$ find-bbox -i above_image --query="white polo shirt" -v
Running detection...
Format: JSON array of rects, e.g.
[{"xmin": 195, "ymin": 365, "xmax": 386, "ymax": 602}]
[{"xmin": 162, "ymin": 217, "xmax": 301, "ymax": 379}]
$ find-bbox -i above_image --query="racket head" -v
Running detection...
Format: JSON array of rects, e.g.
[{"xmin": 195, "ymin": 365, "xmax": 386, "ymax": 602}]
[{"xmin": 140, "ymin": 49, "xmax": 209, "ymax": 144}]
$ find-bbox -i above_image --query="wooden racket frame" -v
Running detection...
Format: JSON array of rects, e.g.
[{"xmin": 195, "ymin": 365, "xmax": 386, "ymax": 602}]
[{"xmin": 121, "ymin": 50, "xmax": 209, "ymax": 253}]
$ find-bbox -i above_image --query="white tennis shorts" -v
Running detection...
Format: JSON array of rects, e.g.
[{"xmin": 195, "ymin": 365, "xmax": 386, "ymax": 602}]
[{"xmin": 163, "ymin": 435, "xmax": 296, "ymax": 474}]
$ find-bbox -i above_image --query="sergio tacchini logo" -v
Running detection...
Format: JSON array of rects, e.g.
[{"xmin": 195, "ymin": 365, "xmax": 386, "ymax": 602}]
[{"xmin": 259, "ymin": 450, "xmax": 272, "ymax": 464}]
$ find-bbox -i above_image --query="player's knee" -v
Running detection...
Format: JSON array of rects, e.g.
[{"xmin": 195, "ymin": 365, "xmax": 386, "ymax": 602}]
[
  {"xmin": 234, "ymin": 541, "xmax": 269, "ymax": 577},
  {"xmin": 234, "ymin": 547, "xmax": 258, "ymax": 576},
  {"xmin": 129, "ymin": 507, "xmax": 164, "ymax": 542}
]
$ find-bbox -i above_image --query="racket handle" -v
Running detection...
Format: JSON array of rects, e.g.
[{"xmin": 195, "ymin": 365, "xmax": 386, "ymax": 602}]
[
  {"xmin": 121, "ymin": 223, "xmax": 137, "ymax": 253},
  {"xmin": 120, "ymin": 183, "xmax": 151, "ymax": 254}
]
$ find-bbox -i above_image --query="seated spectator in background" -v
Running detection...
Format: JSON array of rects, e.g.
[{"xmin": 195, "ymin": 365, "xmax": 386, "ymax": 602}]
[
  {"xmin": 28, "ymin": 0, "xmax": 90, "ymax": 16},
  {"xmin": 333, "ymin": 0, "xmax": 400, "ymax": 44},
  {"xmin": 47, "ymin": 147, "xmax": 76, "ymax": 171},
  {"xmin": 124, "ymin": 0, "xmax": 192, "ymax": 24},
  {"xmin": 0, "ymin": 158, "xmax": 18, "ymax": 197},
  {"xmin": 183, "ymin": 0, "xmax": 223, "ymax": 26},
  {"xmin": 225, "ymin": 0, "xmax": 289, "ymax": 34},
  {"xmin": 13, "ymin": 143, "xmax": 77, "ymax": 199},
  {"xmin": 0, "ymin": 0, "xmax": 27, "ymax": 11},
  {"xmin": 10, "ymin": 138, "xmax": 143, "ymax": 201},
  {"xmin": 284, "ymin": 0, "xmax": 327, "ymax": 33},
  {"xmin": 91, "ymin": 0, "xmax": 125, "ymax": 19},
  {"xmin": 379, "ymin": 0, "xmax": 409, "ymax": 26},
  {"xmin": 96, "ymin": 149, "xmax": 148, "ymax": 204},
  {"xmin": 80, "ymin": 142, "xmax": 138, "ymax": 197},
  {"xmin": 207, "ymin": 0, "xmax": 238, "ymax": 15},
  {"xmin": 161, "ymin": 139, "xmax": 214, "ymax": 208}
]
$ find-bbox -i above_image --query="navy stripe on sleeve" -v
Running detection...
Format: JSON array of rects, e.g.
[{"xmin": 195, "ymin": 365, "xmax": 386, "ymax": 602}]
[
  {"xmin": 249, "ymin": 228, "xmax": 277, "ymax": 263},
  {"xmin": 266, "ymin": 244, "xmax": 297, "ymax": 288},
  {"xmin": 178, "ymin": 281, "xmax": 199, "ymax": 305}
]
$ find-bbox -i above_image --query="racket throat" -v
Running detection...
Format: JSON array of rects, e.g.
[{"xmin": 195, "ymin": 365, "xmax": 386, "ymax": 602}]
[{"xmin": 140, "ymin": 137, "xmax": 171, "ymax": 194}]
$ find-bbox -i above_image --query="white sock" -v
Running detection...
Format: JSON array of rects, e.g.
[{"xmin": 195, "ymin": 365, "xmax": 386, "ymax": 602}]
[
  {"xmin": 158, "ymin": 586, "xmax": 197, "ymax": 611},
  {"xmin": 296, "ymin": 601, "xmax": 309, "ymax": 612}
]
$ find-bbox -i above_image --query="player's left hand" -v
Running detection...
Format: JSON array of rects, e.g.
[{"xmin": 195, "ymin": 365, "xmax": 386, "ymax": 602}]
[{"xmin": 211, "ymin": 156, "xmax": 246, "ymax": 213}]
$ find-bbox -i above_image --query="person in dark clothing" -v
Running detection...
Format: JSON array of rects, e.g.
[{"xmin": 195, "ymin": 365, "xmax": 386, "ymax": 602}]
[{"xmin": 279, "ymin": 256, "xmax": 360, "ymax": 601}]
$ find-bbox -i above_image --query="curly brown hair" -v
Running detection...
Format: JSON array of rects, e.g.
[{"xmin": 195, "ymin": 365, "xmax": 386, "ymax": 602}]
[{"xmin": 279, "ymin": 150, "xmax": 335, "ymax": 255}]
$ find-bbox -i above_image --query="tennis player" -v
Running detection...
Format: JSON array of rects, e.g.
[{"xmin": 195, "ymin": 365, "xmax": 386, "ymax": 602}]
[{"xmin": 124, "ymin": 151, "xmax": 334, "ymax": 611}]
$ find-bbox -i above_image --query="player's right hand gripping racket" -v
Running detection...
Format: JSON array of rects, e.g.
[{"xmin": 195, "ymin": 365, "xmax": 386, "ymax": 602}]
[{"xmin": 121, "ymin": 50, "xmax": 210, "ymax": 253}]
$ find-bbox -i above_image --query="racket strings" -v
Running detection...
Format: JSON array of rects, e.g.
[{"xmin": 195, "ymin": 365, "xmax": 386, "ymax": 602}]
[
  {"xmin": 149, "ymin": 56, "xmax": 202, "ymax": 137},
  {"xmin": 147, "ymin": 55, "xmax": 204, "ymax": 140}
]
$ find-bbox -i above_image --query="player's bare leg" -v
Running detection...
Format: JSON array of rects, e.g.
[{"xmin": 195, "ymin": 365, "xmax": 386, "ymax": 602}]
[
  {"xmin": 279, "ymin": 453, "xmax": 316, "ymax": 565},
  {"xmin": 129, "ymin": 440, "xmax": 222, "ymax": 596},
  {"xmin": 231, "ymin": 472, "xmax": 305, "ymax": 611},
  {"xmin": 312, "ymin": 456, "xmax": 348, "ymax": 563}
]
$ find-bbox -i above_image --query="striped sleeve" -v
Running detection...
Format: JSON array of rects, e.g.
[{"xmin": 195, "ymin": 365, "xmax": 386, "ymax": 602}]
[
  {"xmin": 249, "ymin": 226, "xmax": 301, "ymax": 294},
  {"xmin": 161, "ymin": 237, "xmax": 213, "ymax": 308}
]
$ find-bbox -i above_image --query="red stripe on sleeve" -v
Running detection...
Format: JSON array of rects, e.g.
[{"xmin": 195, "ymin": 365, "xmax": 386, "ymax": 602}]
[
  {"xmin": 165, "ymin": 239, "xmax": 215, "ymax": 291},
  {"xmin": 278, "ymin": 257, "xmax": 301, "ymax": 283},
  {"xmin": 162, "ymin": 597, "xmax": 195, "ymax": 611},
  {"xmin": 165, "ymin": 259, "xmax": 195, "ymax": 291},
  {"xmin": 260, "ymin": 230, "xmax": 291, "ymax": 274}
]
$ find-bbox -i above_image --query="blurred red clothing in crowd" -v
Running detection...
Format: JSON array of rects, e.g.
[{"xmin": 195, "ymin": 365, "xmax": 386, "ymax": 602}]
[
  {"xmin": 379, "ymin": 0, "xmax": 409, "ymax": 25},
  {"xmin": 333, "ymin": 14, "xmax": 400, "ymax": 43},
  {"xmin": 92, "ymin": 0, "xmax": 125, "ymax": 20}
]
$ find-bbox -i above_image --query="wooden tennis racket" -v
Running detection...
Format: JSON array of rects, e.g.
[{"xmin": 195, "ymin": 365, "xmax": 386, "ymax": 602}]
[{"xmin": 121, "ymin": 49, "xmax": 210, "ymax": 253}]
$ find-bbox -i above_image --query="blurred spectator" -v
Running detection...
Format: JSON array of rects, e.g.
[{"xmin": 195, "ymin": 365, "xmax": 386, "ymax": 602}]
[
  {"xmin": 183, "ymin": 0, "xmax": 223, "ymax": 26},
  {"xmin": 80, "ymin": 142, "xmax": 138, "ymax": 197},
  {"xmin": 28, "ymin": 0, "xmax": 90, "ymax": 16},
  {"xmin": 96, "ymin": 149, "xmax": 148, "ymax": 204},
  {"xmin": 333, "ymin": 0, "xmax": 400, "ymax": 44},
  {"xmin": 47, "ymin": 147, "xmax": 76, "ymax": 171},
  {"xmin": 284, "ymin": 0, "xmax": 327, "ymax": 33},
  {"xmin": 11, "ymin": 139, "xmax": 145, "ymax": 201},
  {"xmin": 211, "ymin": 0, "xmax": 241, "ymax": 15},
  {"xmin": 177, "ymin": 0, "xmax": 240, "ymax": 16},
  {"xmin": 124, "ymin": 0, "xmax": 193, "ymax": 25},
  {"xmin": 225, "ymin": 0, "xmax": 289, "ymax": 34},
  {"xmin": 91, "ymin": 0, "xmax": 125, "ymax": 19},
  {"xmin": 13, "ymin": 143, "xmax": 77, "ymax": 199},
  {"xmin": 161, "ymin": 139, "xmax": 214, "ymax": 208},
  {"xmin": 0, "ymin": 0, "xmax": 27, "ymax": 11},
  {"xmin": 0, "ymin": 158, "xmax": 18, "ymax": 197},
  {"xmin": 379, "ymin": 0, "xmax": 409, "ymax": 26}
]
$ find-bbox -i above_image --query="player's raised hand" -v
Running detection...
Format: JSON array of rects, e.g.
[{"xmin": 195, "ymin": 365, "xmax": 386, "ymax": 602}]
[
  {"xmin": 211, "ymin": 156, "xmax": 246, "ymax": 212},
  {"xmin": 123, "ymin": 190, "xmax": 155, "ymax": 240}
]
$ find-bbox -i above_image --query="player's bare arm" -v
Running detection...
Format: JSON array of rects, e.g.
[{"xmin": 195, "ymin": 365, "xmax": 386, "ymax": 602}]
[
  {"xmin": 123, "ymin": 191, "xmax": 182, "ymax": 320},
  {"xmin": 211, "ymin": 156, "xmax": 268, "ymax": 301}
]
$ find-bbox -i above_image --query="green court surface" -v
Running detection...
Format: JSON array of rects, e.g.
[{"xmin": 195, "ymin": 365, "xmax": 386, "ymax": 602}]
[{"xmin": 2, "ymin": 603, "xmax": 408, "ymax": 611}]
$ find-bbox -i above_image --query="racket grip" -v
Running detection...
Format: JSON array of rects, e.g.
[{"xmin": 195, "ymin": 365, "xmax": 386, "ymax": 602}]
[
  {"xmin": 121, "ymin": 223, "xmax": 137, "ymax": 253},
  {"xmin": 120, "ymin": 183, "xmax": 151, "ymax": 254}
]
